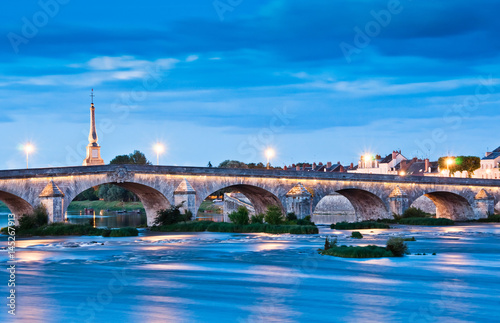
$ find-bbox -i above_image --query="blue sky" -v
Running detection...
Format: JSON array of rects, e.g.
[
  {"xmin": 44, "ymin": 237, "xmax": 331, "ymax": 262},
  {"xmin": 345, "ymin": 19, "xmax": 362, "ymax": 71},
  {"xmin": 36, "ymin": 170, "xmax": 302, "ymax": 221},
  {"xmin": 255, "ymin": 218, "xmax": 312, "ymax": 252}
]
[{"xmin": 1, "ymin": 0, "xmax": 500, "ymax": 169}]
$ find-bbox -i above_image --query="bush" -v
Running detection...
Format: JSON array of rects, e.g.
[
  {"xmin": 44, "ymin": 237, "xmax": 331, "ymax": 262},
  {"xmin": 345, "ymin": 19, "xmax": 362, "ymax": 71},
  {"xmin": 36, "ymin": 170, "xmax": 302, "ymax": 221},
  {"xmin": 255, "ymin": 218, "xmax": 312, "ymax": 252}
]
[
  {"xmin": 386, "ymin": 237, "xmax": 408, "ymax": 257},
  {"xmin": 264, "ymin": 205, "xmax": 284, "ymax": 225},
  {"xmin": 154, "ymin": 204, "xmax": 185, "ymax": 226},
  {"xmin": 297, "ymin": 215, "xmax": 315, "ymax": 226},
  {"xmin": 250, "ymin": 213, "xmax": 265, "ymax": 224},
  {"xmin": 403, "ymin": 237, "xmax": 416, "ymax": 241},
  {"xmin": 476, "ymin": 214, "xmax": 500, "ymax": 223},
  {"xmin": 320, "ymin": 245, "xmax": 394, "ymax": 258},
  {"xmin": 151, "ymin": 221, "xmax": 318, "ymax": 234},
  {"xmin": 18, "ymin": 205, "xmax": 49, "ymax": 230},
  {"xmin": 108, "ymin": 227, "xmax": 139, "ymax": 237},
  {"xmin": 324, "ymin": 236, "xmax": 337, "ymax": 250},
  {"xmin": 151, "ymin": 221, "xmax": 214, "ymax": 232},
  {"xmin": 286, "ymin": 212, "xmax": 298, "ymax": 221},
  {"xmin": 12, "ymin": 223, "xmax": 104, "ymax": 236},
  {"xmin": 184, "ymin": 210, "xmax": 193, "ymax": 222},
  {"xmin": 331, "ymin": 221, "xmax": 390, "ymax": 230},
  {"xmin": 402, "ymin": 207, "xmax": 432, "ymax": 219},
  {"xmin": 351, "ymin": 231, "xmax": 363, "ymax": 239},
  {"xmin": 398, "ymin": 217, "xmax": 454, "ymax": 226},
  {"xmin": 228, "ymin": 206, "xmax": 250, "ymax": 225}
]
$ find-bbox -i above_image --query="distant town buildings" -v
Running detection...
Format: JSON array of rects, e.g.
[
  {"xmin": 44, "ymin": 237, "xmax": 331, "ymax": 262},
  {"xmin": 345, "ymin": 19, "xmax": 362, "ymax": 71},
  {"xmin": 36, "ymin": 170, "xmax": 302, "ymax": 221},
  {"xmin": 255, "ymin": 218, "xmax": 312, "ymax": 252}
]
[
  {"xmin": 348, "ymin": 151, "xmax": 407, "ymax": 175},
  {"xmin": 472, "ymin": 146, "xmax": 500, "ymax": 179},
  {"xmin": 283, "ymin": 162, "xmax": 345, "ymax": 172}
]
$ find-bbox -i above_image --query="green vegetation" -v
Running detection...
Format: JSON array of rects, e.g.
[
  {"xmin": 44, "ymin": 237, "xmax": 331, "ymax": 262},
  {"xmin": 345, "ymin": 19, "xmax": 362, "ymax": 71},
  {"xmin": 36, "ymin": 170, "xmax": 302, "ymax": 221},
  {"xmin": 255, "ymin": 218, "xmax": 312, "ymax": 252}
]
[
  {"xmin": 197, "ymin": 200, "xmax": 222, "ymax": 214},
  {"xmin": 1, "ymin": 203, "xmax": 139, "ymax": 237},
  {"xmin": 402, "ymin": 207, "xmax": 431, "ymax": 218},
  {"xmin": 351, "ymin": 231, "xmax": 363, "ymax": 239},
  {"xmin": 250, "ymin": 213, "xmax": 265, "ymax": 224},
  {"xmin": 321, "ymin": 245, "xmax": 395, "ymax": 258},
  {"xmin": 476, "ymin": 214, "xmax": 500, "ymax": 223},
  {"xmin": 217, "ymin": 160, "xmax": 282, "ymax": 170},
  {"xmin": 18, "ymin": 205, "xmax": 48, "ymax": 230},
  {"xmin": 102, "ymin": 227, "xmax": 139, "ymax": 237},
  {"xmin": 151, "ymin": 221, "xmax": 318, "ymax": 234},
  {"xmin": 398, "ymin": 217, "xmax": 454, "ymax": 226},
  {"xmin": 332, "ymin": 208, "xmax": 454, "ymax": 228},
  {"xmin": 319, "ymin": 236, "xmax": 409, "ymax": 258},
  {"xmin": 2, "ymin": 223, "xmax": 104, "ymax": 236},
  {"xmin": 2, "ymin": 222, "xmax": 139, "ymax": 237},
  {"xmin": 438, "ymin": 156, "xmax": 480, "ymax": 178},
  {"xmin": 154, "ymin": 204, "xmax": 192, "ymax": 226},
  {"xmin": 386, "ymin": 237, "xmax": 409, "ymax": 256},
  {"xmin": 403, "ymin": 237, "xmax": 416, "ymax": 241},
  {"xmin": 110, "ymin": 150, "xmax": 151, "ymax": 165},
  {"xmin": 286, "ymin": 212, "xmax": 298, "ymax": 221},
  {"xmin": 264, "ymin": 205, "xmax": 284, "ymax": 225},
  {"xmin": 67, "ymin": 201, "xmax": 145, "ymax": 212},
  {"xmin": 228, "ymin": 206, "xmax": 250, "ymax": 225},
  {"xmin": 331, "ymin": 221, "xmax": 390, "ymax": 230}
]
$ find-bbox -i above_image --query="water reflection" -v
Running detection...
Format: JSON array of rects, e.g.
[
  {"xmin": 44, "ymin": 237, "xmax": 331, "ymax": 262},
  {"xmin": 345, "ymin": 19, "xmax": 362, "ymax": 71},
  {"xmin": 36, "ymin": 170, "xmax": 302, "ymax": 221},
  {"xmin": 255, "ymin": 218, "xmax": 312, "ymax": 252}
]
[{"xmin": 66, "ymin": 210, "xmax": 147, "ymax": 228}]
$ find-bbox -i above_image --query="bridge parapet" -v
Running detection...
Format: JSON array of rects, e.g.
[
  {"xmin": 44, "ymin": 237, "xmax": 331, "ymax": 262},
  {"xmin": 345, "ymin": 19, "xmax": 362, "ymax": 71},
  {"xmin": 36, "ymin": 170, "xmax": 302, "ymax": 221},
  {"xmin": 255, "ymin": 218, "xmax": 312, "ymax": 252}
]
[{"xmin": 0, "ymin": 165, "xmax": 498, "ymax": 224}]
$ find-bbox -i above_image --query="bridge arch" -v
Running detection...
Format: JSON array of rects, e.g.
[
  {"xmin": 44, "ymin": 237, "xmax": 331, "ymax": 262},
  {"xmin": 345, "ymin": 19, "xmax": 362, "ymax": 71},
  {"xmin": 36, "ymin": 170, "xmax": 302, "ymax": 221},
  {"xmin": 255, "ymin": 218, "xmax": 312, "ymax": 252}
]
[
  {"xmin": 196, "ymin": 184, "xmax": 285, "ymax": 218},
  {"xmin": 411, "ymin": 191, "xmax": 474, "ymax": 221},
  {"xmin": 331, "ymin": 188, "xmax": 390, "ymax": 221},
  {"xmin": 0, "ymin": 190, "xmax": 34, "ymax": 221},
  {"xmin": 64, "ymin": 181, "xmax": 172, "ymax": 226},
  {"xmin": 311, "ymin": 193, "xmax": 356, "ymax": 224}
]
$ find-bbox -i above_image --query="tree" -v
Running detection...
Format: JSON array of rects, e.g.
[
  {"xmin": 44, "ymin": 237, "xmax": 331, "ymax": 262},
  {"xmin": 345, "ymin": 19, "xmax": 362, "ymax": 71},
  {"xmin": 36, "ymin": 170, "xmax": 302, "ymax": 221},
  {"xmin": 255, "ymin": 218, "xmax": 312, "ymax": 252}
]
[
  {"xmin": 264, "ymin": 205, "xmax": 284, "ymax": 225},
  {"xmin": 154, "ymin": 204, "xmax": 186, "ymax": 226},
  {"xmin": 458, "ymin": 156, "xmax": 481, "ymax": 178},
  {"xmin": 74, "ymin": 187, "xmax": 99, "ymax": 201},
  {"xmin": 110, "ymin": 150, "xmax": 151, "ymax": 165},
  {"xmin": 218, "ymin": 160, "xmax": 248, "ymax": 168},
  {"xmin": 19, "ymin": 204, "xmax": 48, "ymax": 230},
  {"xmin": 438, "ymin": 156, "xmax": 480, "ymax": 177},
  {"xmin": 228, "ymin": 206, "xmax": 250, "ymax": 225}
]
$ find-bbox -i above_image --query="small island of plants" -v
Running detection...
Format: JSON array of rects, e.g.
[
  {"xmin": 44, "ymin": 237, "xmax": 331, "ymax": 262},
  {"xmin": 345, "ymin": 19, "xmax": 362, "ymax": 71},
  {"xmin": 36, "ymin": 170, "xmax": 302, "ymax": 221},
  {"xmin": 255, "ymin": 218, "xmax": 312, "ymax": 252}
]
[
  {"xmin": 330, "ymin": 207, "xmax": 455, "ymax": 230},
  {"xmin": 319, "ymin": 236, "xmax": 409, "ymax": 258},
  {"xmin": 151, "ymin": 205, "xmax": 319, "ymax": 234},
  {"xmin": 1, "ymin": 205, "xmax": 138, "ymax": 237}
]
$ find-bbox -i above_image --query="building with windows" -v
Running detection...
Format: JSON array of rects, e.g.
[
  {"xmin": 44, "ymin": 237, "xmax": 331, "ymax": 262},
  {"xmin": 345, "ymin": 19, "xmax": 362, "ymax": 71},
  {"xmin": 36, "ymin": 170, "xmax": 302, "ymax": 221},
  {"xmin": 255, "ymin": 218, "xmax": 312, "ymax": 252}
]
[{"xmin": 473, "ymin": 147, "xmax": 500, "ymax": 179}]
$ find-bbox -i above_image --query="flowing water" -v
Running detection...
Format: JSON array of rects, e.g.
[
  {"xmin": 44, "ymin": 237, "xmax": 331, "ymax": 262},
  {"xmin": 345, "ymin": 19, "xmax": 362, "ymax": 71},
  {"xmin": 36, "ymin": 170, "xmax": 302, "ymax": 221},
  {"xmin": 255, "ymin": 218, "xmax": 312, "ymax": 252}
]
[{"xmin": 1, "ymin": 218, "xmax": 500, "ymax": 322}]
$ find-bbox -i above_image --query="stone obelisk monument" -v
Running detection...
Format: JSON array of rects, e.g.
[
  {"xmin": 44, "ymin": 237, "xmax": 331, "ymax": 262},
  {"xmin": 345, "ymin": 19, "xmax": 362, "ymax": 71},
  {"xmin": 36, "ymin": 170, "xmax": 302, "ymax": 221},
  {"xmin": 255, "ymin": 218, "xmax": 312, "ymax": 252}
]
[{"xmin": 82, "ymin": 89, "xmax": 105, "ymax": 166}]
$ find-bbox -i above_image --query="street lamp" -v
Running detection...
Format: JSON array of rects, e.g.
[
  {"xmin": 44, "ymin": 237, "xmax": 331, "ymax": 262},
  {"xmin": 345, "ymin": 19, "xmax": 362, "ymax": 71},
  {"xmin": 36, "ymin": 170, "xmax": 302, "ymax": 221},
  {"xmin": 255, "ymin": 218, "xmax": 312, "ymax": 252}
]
[
  {"xmin": 24, "ymin": 143, "xmax": 34, "ymax": 169},
  {"xmin": 154, "ymin": 143, "xmax": 165, "ymax": 165},
  {"xmin": 265, "ymin": 148, "xmax": 275, "ymax": 169},
  {"xmin": 446, "ymin": 157, "xmax": 455, "ymax": 177}
]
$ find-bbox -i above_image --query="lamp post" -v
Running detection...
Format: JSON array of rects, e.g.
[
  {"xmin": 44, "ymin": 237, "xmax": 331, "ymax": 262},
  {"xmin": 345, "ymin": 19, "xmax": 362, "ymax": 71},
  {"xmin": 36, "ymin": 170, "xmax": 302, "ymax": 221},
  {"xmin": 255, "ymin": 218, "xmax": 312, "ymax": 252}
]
[
  {"xmin": 265, "ymin": 148, "xmax": 275, "ymax": 169},
  {"xmin": 24, "ymin": 143, "xmax": 34, "ymax": 169},
  {"xmin": 154, "ymin": 143, "xmax": 165, "ymax": 166}
]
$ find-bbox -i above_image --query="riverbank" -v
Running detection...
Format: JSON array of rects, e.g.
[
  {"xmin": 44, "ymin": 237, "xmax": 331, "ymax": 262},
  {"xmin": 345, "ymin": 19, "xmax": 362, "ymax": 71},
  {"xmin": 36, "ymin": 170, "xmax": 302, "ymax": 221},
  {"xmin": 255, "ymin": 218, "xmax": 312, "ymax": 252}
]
[{"xmin": 67, "ymin": 201, "xmax": 145, "ymax": 212}]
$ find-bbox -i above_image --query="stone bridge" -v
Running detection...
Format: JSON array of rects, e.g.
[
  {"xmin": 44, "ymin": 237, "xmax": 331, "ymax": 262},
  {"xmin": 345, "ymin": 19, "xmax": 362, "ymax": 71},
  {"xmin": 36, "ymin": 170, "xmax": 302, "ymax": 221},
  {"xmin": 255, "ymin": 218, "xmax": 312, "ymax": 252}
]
[{"xmin": 0, "ymin": 165, "xmax": 499, "ymax": 226}]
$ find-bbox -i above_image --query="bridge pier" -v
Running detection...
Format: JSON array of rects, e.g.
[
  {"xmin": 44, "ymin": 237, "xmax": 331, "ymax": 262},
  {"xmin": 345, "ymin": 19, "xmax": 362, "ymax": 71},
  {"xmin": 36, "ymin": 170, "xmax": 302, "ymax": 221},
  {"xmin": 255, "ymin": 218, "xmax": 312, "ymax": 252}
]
[
  {"xmin": 39, "ymin": 181, "xmax": 65, "ymax": 223},
  {"xmin": 473, "ymin": 189, "xmax": 495, "ymax": 219},
  {"xmin": 174, "ymin": 179, "xmax": 197, "ymax": 218},
  {"xmin": 285, "ymin": 183, "xmax": 313, "ymax": 219},
  {"xmin": 388, "ymin": 186, "xmax": 409, "ymax": 217}
]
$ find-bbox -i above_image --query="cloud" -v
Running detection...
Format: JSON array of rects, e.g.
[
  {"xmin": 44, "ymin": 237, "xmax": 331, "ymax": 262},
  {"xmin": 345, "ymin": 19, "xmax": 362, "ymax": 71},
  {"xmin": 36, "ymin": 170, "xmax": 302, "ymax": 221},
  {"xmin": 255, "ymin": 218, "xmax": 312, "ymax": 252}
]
[{"xmin": 185, "ymin": 55, "xmax": 199, "ymax": 62}]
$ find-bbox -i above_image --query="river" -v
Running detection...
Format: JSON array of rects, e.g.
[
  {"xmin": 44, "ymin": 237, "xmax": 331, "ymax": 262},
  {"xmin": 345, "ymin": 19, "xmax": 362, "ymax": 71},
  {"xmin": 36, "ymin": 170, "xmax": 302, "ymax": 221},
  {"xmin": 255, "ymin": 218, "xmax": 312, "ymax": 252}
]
[{"xmin": 1, "ymin": 221, "xmax": 500, "ymax": 322}]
